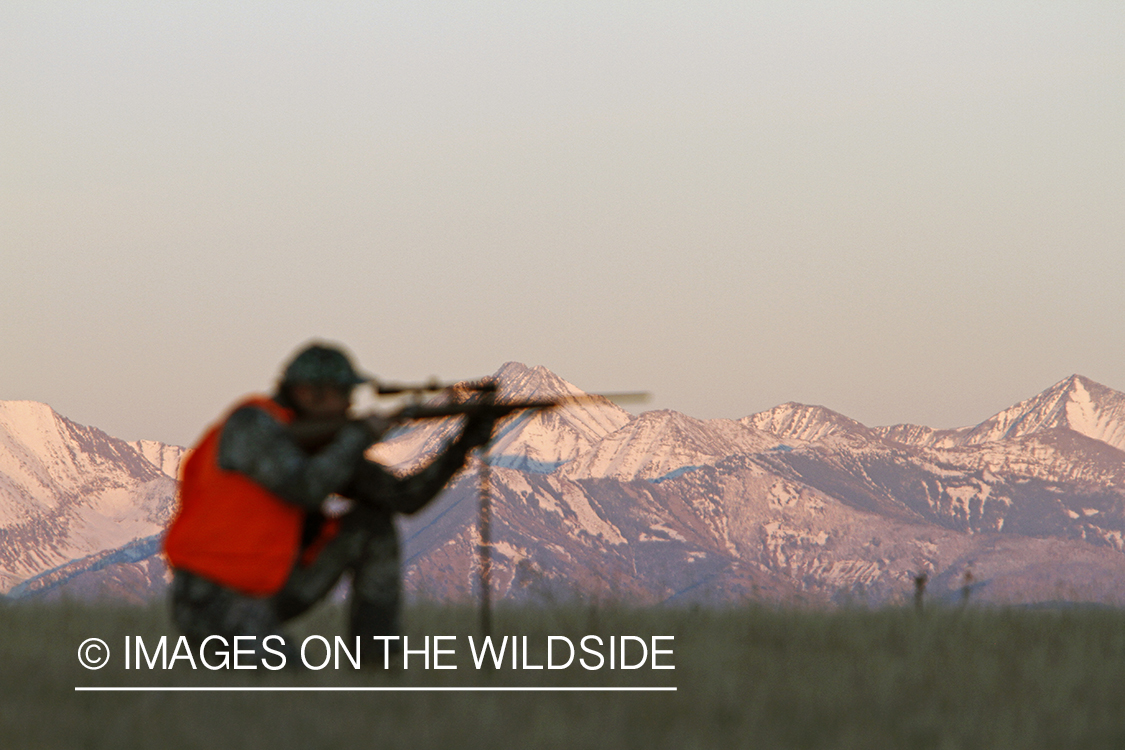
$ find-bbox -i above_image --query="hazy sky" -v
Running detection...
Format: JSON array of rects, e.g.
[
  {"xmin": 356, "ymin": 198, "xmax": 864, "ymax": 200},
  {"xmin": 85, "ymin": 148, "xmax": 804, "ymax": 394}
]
[{"xmin": 3, "ymin": 2, "xmax": 1123, "ymax": 446}]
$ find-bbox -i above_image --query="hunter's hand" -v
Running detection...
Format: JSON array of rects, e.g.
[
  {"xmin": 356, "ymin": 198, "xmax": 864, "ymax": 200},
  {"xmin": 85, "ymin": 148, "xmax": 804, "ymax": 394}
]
[{"xmin": 460, "ymin": 409, "xmax": 498, "ymax": 450}]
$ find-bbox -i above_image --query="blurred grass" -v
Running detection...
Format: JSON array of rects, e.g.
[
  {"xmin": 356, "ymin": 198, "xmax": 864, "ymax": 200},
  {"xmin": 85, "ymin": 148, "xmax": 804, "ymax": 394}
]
[{"xmin": 2, "ymin": 598, "xmax": 1125, "ymax": 749}]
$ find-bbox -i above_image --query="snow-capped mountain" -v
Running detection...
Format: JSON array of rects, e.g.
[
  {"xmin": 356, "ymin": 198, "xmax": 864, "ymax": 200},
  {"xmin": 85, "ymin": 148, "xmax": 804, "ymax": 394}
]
[
  {"xmin": 743, "ymin": 402, "xmax": 876, "ymax": 446},
  {"xmin": 877, "ymin": 375, "xmax": 1125, "ymax": 451},
  {"xmin": 961, "ymin": 375, "xmax": 1125, "ymax": 450},
  {"xmin": 7, "ymin": 369, "xmax": 1125, "ymax": 607},
  {"xmin": 393, "ymin": 371, "xmax": 1125, "ymax": 605},
  {"xmin": 0, "ymin": 401, "xmax": 182, "ymax": 592}
]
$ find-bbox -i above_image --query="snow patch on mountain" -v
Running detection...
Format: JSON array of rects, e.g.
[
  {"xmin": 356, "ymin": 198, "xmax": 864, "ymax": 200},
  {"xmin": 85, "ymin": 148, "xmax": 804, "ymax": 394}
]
[
  {"xmin": 542, "ymin": 475, "xmax": 627, "ymax": 545},
  {"xmin": 875, "ymin": 424, "xmax": 972, "ymax": 449},
  {"xmin": 562, "ymin": 410, "xmax": 775, "ymax": 481},
  {"xmin": 128, "ymin": 440, "xmax": 186, "ymax": 479}
]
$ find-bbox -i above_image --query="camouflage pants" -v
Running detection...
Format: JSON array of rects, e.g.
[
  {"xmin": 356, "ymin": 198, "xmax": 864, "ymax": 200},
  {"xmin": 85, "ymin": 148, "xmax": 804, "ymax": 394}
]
[{"xmin": 170, "ymin": 510, "xmax": 401, "ymax": 665}]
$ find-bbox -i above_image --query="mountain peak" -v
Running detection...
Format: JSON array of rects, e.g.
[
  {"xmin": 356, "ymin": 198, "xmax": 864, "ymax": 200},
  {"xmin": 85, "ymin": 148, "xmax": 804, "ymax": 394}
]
[
  {"xmin": 963, "ymin": 375, "xmax": 1125, "ymax": 451},
  {"xmin": 485, "ymin": 363, "xmax": 632, "ymax": 467},
  {"xmin": 742, "ymin": 402, "xmax": 873, "ymax": 445},
  {"xmin": 491, "ymin": 362, "xmax": 587, "ymax": 400},
  {"xmin": 0, "ymin": 399, "xmax": 180, "ymax": 590},
  {"xmin": 0, "ymin": 399, "xmax": 63, "ymax": 436}
]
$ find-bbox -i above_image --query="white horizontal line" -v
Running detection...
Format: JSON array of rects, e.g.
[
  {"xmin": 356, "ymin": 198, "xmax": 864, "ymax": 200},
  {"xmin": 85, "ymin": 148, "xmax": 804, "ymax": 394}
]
[{"xmin": 75, "ymin": 686, "xmax": 677, "ymax": 693}]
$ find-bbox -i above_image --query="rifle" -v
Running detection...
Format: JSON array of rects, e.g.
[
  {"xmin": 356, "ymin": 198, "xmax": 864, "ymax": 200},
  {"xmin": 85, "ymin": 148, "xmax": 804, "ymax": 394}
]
[{"xmin": 286, "ymin": 387, "xmax": 646, "ymax": 451}]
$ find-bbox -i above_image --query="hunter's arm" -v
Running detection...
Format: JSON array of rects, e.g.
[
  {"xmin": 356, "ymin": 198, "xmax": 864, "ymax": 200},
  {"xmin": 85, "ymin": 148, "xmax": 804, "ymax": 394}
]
[
  {"xmin": 346, "ymin": 413, "xmax": 495, "ymax": 515},
  {"xmin": 217, "ymin": 404, "xmax": 375, "ymax": 511}
]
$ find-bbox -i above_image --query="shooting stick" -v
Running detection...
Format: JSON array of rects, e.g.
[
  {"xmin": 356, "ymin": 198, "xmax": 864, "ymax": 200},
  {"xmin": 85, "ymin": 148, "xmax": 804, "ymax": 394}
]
[{"xmin": 479, "ymin": 438, "xmax": 493, "ymax": 644}]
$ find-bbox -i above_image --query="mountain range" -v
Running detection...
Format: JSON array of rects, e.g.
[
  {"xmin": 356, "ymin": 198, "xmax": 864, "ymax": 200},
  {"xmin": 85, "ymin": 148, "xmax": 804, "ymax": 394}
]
[{"xmin": 4, "ymin": 366, "xmax": 1125, "ymax": 607}]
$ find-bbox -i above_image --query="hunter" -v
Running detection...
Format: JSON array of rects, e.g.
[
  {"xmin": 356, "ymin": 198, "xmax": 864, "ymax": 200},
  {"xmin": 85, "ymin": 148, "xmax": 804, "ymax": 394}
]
[{"xmin": 163, "ymin": 342, "xmax": 495, "ymax": 666}]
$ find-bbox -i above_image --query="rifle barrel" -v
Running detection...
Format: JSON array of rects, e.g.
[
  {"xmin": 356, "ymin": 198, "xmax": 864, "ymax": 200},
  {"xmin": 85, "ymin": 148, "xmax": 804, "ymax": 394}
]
[
  {"xmin": 373, "ymin": 378, "xmax": 498, "ymax": 396},
  {"xmin": 393, "ymin": 399, "xmax": 556, "ymax": 421}
]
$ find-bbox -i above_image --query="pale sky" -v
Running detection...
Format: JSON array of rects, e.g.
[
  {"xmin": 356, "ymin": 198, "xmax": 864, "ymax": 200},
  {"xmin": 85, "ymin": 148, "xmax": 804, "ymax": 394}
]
[{"xmin": 2, "ymin": 2, "xmax": 1123, "ymax": 447}]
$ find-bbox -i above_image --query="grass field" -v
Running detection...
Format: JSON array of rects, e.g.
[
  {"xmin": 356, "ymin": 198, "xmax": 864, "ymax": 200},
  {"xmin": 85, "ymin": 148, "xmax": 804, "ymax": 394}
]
[{"xmin": 2, "ymin": 598, "xmax": 1125, "ymax": 749}]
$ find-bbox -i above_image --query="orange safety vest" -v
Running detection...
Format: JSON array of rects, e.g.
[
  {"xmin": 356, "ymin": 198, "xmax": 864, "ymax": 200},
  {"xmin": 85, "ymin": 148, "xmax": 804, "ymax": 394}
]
[{"xmin": 164, "ymin": 396, "xmax": 312, "ymax": 596}]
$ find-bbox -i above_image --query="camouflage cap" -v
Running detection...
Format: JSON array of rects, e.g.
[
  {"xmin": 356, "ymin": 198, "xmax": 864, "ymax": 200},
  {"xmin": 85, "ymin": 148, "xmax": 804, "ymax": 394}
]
[{"xmin": 281, "ymin": 343, "xmax": 370, "ymax": 387}]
